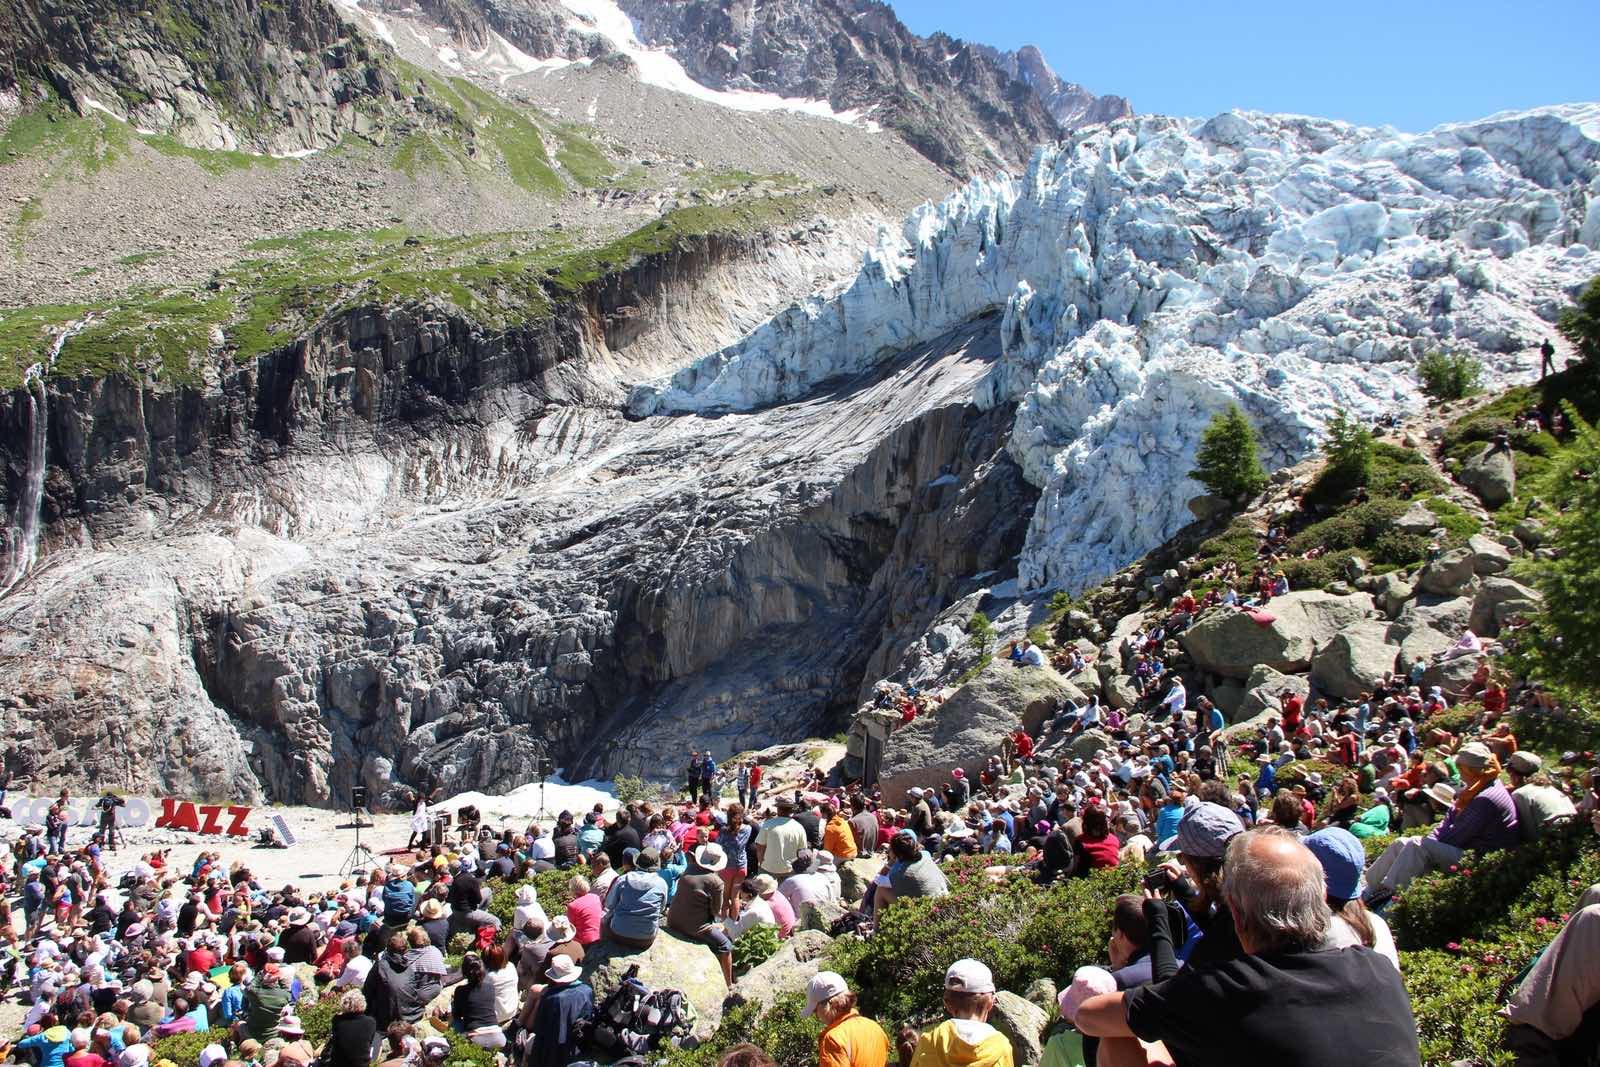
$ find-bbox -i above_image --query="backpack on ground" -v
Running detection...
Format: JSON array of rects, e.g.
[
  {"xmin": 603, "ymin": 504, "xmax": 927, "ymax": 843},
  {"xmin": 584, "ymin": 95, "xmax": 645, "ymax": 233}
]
[{"xmin": 586, "ymin": 965, "xmax": 697, "ymax": 1053}]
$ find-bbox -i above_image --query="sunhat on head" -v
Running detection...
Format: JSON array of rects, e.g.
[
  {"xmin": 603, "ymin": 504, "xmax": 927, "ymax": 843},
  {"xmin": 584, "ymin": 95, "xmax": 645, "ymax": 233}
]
[
  {"xmin": 1304, "ymin": 828, "xmax": 1365, "ymax": 901},
  {"xmin": 545, "ymin": 955, "xmax": 581, "ymax": 984},
  {"xmin": 1058, "ymin": 966, "xmax": 1117, "ymax": 1026},
  {"xmin": 1425, "ymin": 782, "xmax": 1457, "ymax": 807},
  {"xmin": 803, "ymin": 971, "xmax": 849, "ymax": 1018},
  {"xmin": 693, "ymin": 844, "xmax": 728, "ymax": 873}
]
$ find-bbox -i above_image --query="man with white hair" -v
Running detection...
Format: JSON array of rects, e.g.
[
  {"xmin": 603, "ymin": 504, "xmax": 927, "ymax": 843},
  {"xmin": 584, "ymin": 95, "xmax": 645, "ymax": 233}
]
[{"xmin": 1074, "ymin": 826, "xmax": 1420, "ymax": 1066}]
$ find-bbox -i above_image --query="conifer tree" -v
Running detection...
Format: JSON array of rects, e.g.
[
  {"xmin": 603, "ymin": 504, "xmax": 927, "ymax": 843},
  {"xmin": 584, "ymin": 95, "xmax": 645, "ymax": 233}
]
[{"xmin": 1191, "ymin": 405, "xmax": 1268, "ymax": 500}]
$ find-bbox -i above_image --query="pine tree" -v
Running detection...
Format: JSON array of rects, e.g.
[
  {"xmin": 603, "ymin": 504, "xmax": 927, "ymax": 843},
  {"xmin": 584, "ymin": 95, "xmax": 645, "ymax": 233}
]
[
  {"xmin": 1519, "ymin": 402, "xmax": 1600, "ymax": 694},
  {"xmin": 1191, "ymin": 405, "xmax": 1268, "ymax": 500},
  {"xmin": 1321, "ymin": 409, "xmax": 1374, "ymax": 489},
  {"xmin": 1557, "ymin": 274, "xmax": 1600, "ymax": 363}
]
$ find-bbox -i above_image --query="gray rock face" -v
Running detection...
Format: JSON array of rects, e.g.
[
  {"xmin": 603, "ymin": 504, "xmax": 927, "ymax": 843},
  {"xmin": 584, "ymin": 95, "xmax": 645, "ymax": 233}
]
[
  {"xmin": 1394, "ymin": 502, "xmax": 1441, "ymax": 534},
  {"xmin": 877, "ymin": 658, "xmax": 1072, "ymax": 806},
  {"xmin": 9, "ymin": 0, "xmax": 399, "ymax": 155},
  {"xmin": 612, "ymin": 0, "xmax": 1124, "ymax": 176},
  {"xmin": 727, "ymin": 929, "xmax": 834, "ymax": 1012},
  {"xmin": 0, "ymin": 240, "xmax": 1034, "ymax": 807},
  {"xmin": 1235, "ymin": 665, "xmax": 1309, "ymax": 723},
  {"xmin": 1309, "ymin": 622, "xmax": 1399, "ymax": 700},
  {"xmin": 1374, "ymin": 572, "xmax": 1417, "ymax": 619},
  {"xmin": 1470, "ymin": 576, "xmax": 1542, "ymax": 636},
  {"xmin": 975, "ymin": 44, "xmax": 1134, "ymax": 129},
  {"xmin": 1459, "ymin": 446, "xmax": 1517, "ymax": 507},
  {"xmin": 838, "ymin": 857, "xmax": 882, "ymax": 906},
  {"xmin": 1180, "ymin": 592, "xmax": 1375, "ymax": 680},
  {"xmin": 989, "ymin": 990, "xmax": 1049, "ymax": 1067},
  {"xmin": 1416, "ymin": 549, "xmax": 1480, "ymax": 597},
  {"xmin": 1395, "ymin": 594, "xmax": 1475, "ymax": 638},
  {"xmin": 1467, "ymin": 534, "xmax": 1513, "ymax": 574}
]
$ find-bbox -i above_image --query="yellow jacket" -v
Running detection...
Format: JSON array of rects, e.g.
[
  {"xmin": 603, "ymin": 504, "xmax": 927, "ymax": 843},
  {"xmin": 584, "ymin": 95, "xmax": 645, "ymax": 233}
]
[{"xmin": 909, "ymin": 1019, "xmax": 1015, "ymax": 1067}]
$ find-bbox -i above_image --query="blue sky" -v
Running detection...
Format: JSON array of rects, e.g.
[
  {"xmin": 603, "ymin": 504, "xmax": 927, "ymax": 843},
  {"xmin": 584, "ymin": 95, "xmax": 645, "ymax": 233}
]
[{"xmin": 890, "ymin": 1, "xmax": 1599, "ymax": 131}]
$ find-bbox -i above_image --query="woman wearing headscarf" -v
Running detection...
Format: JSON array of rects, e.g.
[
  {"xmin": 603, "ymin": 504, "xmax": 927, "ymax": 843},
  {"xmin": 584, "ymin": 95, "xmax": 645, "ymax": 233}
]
[{"xmin": 1365, "ymin": 741, "xmax": 1519, "ymax": 902}]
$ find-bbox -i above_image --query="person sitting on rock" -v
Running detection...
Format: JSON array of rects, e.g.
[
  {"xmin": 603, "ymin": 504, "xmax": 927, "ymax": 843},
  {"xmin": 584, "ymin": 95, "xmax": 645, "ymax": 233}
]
[
  {"xmin": 1506, "ymin": 751, "xmax": 1578, "ymax": 842},
  {"xmin": 896, "ymin": 959, "xmax": 1013, "ymax": 1067},
  {"xmin": 667, "ymin": 844, "xmax": 734, "ymax": 987},
  {"xmin": 1366, "ymin": 742, "xmax": 1520, "ymax": 904},
  {"xmin": 600, "ymin": 847, "xmax": 668, "ymax": 950},
  {"xmin": 1009, "ymin": 639, "xmax": 1047, "ymax": 668},
  {"xmin": 722, "ymin": 876, "xmax": 782, "ymax": 941}
]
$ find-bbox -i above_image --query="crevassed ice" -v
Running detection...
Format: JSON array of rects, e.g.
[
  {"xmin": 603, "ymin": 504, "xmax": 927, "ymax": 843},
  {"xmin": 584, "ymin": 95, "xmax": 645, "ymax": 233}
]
[{"xmin": 628, "ymin": 105, "xmax": 1600, "ymax": 594}]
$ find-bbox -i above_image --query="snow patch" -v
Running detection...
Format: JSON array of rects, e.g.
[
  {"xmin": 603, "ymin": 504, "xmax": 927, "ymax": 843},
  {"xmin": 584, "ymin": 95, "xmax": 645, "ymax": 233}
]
[
  {"xmin": 442, "ymin": 776, "xmax": 616, "ymax": 826},
  {"xmin": 630, "ymin": 105, "xmax": 1600, "ymax": 594},
  {"xmin": 558, "ymin": 0, "xmax": 876, "ymax": 128},
  {"xmin": 470, "ymin": 29, "xmax": 573, "ymax": 82}
]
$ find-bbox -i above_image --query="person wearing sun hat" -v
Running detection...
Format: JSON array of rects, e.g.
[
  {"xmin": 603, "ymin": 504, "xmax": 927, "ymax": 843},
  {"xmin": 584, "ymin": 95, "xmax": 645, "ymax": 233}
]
[
  {"xmin": 1038, "ymin": 966, "xmax": 1116, "ymax": 1067},
  {"xmin": 1305, "ymin": 827, "xmax": 1398, "ymax": 970},
  {"xmin": 1366, "ymin": 740, "xmax": 1519, "ymax": 903},
  {"xmin": 667, "ymin": 843, "xmax": 735, "ymax": 986},
  {"xmin": 1506, "ymin": 749, "xmax": 1578, "ymax": 841},
  {"xmin": 274, "ymin": 1012, "xmax": 317, "ymax": 1067},
  {"xmin": 896, "ymin": 959, "xmax": 1012, "ymax": 1067},
  {"xmin": 804, "ymin": 971, "xmax": 887, "ymax": 1067},
  {"xmin": 528, "ymin": 954, "xmax": 593, "ymax": 1067}
]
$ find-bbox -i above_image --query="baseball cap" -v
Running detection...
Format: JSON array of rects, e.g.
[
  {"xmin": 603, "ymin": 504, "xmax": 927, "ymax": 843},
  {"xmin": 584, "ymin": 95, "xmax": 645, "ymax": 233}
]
[
  {"xmin": 944, "ymin": 958, "xmax": 995, "ymax": 994},
  {"xmin": 1304, "ymin": 828, "xmax": 1365, "ymax": 901},
  {"xmin": 1174, "ymin": 802, "xmax": 1244, "ymax": 859},
  {"xmin": 1057, "ymin": 966, "xmax": 1116, "ymax": 1025},
  {"xmin": 1507, "ymin": 751, "xmax": 1542, "ymax": 775},
  {"xmin": 1454, "ymin": 742, "xmax": 1494, "ymax": 770},
  {"xmin": 803, "ymin": 971, "xmax": 849, "ymax": 1017}
]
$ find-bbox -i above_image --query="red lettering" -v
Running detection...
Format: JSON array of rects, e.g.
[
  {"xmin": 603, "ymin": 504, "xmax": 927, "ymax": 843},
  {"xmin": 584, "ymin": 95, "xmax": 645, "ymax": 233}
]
[
  {"xmin": 170, "ymin": 801, "xmax": 200, "ymax": 833},
  {"xmin": 154, "ymin": 798, "xmax": 182, "ymax": 829},
  {"xmin": 198, "ymin": 804, "xmax": 223, "ymax": 835},
  {"xmin": 225, "ymin": 806, "xmax": 252, "ymax": 837}
]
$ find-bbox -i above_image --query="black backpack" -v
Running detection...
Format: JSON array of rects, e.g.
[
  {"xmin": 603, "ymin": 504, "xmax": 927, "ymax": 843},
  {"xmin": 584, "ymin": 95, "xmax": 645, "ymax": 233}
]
[{"xmin": 587, "ymin": 965, "xmax": 696, "ymax": 1054}]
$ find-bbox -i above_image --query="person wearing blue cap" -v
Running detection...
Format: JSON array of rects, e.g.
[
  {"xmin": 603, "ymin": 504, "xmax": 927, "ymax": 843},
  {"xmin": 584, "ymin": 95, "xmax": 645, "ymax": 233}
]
[{"xmin": 1304, "ymin": 828, "xmax": 1397, "ymax": 970}]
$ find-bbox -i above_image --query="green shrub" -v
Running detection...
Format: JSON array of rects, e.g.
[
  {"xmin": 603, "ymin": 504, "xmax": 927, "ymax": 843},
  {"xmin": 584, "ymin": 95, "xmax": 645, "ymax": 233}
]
[
  {"xmin": 661, "ymin": 994, "xmax": 827, "ymax": 1067},
  {"xmin": 299, "ymin": 991, "xmax": 340, "ymax": 1046},
  {"xmin": 1506, "ymin": 705, "xmax": 1600, "ymax": 763},
  {"xmin": 1279, "ymin": 551, "xmax": 1354, "ymax": 591},
  {"xmin": 1369, "ymin": 442, "xmax": 1447, "ymax": 498},
  {"xmin": 488, "ymin": 867, "xmax": 579, "ymax": 928},
  {"xmin": 1287, "ymin": 499, "xmax": 1405, "ymax": 555},
  {"xmin": 968, "ymin": 611, "xmax": 995, "ymax": 649},
  {"xmin": 1191, "ymin": 405, "xmax": 1268, "ymax": 499},
  {"xmin": 1422, "ymin": 701, "xmax": 1484, "ymax": 739},
  {"xmin": 827, "ymin": 856, "xmax": 1139, "ymax": 1027},
  {"xmin": 732, "ymin": 923, "xmax": 781, "ymax": 974},
  {"xmin": 613, "ymin": 773, "xmax": 662, "ymax": 806},
  {"xmin": 1389, "ymin": 822, "xmax": 1599, "ymax": 949},
  {"xmin": 1403, "ymin": 945, "xmax": 1519, "ymax": 1066},
  {"xmin": 1026, "ymin": 624, "xmax": 1053, "ymax": 649},
  {"xmin": 1271, "ymin": 759, "xmax": 1342, "ymax": 791},
  {"xmin": 1557, "ymin": 272, "xmax": 1600, "ymax": 362},
  {"xmin": 1417, "ymin": 351, "xmax": 1484, "ymax": 400},
  {"xmin": 1420, "ymin": 495, "xmax": 1482, "ymax": 541},
  {"xmin": 1195, "ymin": 517, "xmax": 1261, "ymax": 573},
  {"xmin": 148, "ymin": 1031, "xmax": 214, "ymax": 1067},
  {"xmin": 1371, "ymin": 530, "xmax": 1431, "ymax": 567}
]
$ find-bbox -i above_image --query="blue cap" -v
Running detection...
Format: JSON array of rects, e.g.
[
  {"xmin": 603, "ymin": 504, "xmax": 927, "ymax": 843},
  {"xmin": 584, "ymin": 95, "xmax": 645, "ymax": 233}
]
[
  {"xmin": 1305, "ymin": 827, "xmax": 1365, "ymax": 901},
  {"xmin": 1174, "ymin": 802, "xmax": 1243, "ymax": 859}
]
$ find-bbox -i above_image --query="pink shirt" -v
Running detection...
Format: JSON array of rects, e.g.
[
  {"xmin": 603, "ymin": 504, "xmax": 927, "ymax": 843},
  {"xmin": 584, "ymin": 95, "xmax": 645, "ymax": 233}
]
[
  {"xmin": 567, "ymin": 894, "xmax": 603, "ymax": 945},
  {"xmin": 763, "ymin": 890, "xmax": 795, "ymax": 939}
]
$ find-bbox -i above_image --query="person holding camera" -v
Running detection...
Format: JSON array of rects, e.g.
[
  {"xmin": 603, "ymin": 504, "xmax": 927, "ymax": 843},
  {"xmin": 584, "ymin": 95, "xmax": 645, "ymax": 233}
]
[
  {"xmin": 96, "ymin": 793, "xmax": 126, "ymax": 851},
  {"xmin": 1140, "ymin": 802, "xmax": 1245, "ymax": 971}
]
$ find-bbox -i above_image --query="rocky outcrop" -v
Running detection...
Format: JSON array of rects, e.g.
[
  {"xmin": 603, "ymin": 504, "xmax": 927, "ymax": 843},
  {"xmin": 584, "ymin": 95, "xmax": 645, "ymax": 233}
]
[
  {"xmin": 7, "ymin": 0, "xmax": 401, "ymax": 154},
  {"xmin": 612, "ymin": 0, "xmax": 1077, "ymax": 176},
  {"xmin": 1470, "ymin": 576, "xmax": 1542, "ymax": 637},
  {"xmin": 727, "ymin": 929, "xmax": 833, "ymax": 1012},
  {"xmin": 583, "ymin": 933, "xmax": 725, "ymax": 1040},
  {"xmin": 989, "ymin": 990, "xmax": 1049, "ymax": 1067},
  {"xmin": 1459, "ymin": 445, "xmax": 1517, "ymax": 507},
  {"xmin": 1309, "ymin": 622, "xmax": 1399, "ymax": 700},
  {"xmin": 876, "ymin": 658, "xmax": 1071, "ymax": 805},
  {"xmin": 0, "ymin": 229, "xmax": 1031, "ymax": 806},
  {"xmin": 973, "ymin": 44, "xmax": 1132, "ymax": 129},
  {"xmin": 1180, "ymin": 591, "xmax": 1375, "ymax": 679},
  {"xmin": 1416, "ymin": 549, "xmax": 1480, "ymax": 598}
]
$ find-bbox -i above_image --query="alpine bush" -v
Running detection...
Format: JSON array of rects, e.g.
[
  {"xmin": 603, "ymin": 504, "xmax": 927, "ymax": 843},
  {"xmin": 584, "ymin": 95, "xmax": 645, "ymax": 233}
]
[
  {"xmin": 732, "ymin": 923, "xmax": 781, "ymax": 974},
  {"xmin": 1417, "ymin": 351, "xmax": 1484, "ymax": 400}
]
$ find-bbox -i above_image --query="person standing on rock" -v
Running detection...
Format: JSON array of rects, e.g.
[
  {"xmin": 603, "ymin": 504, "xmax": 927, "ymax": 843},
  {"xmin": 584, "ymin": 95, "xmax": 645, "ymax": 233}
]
[
  {"xmin": 686, "ymin": 752, "xmax": 704, "ymax": 804},
  {"xmin": 407, "ymin": 792, "xmax": 430, "ymax": 850},
  {"xmin": 805, "ymin": 971, "xmax": 888, "ymax": 1067},
  {"xmin": 1540, "ymin": 337, "xmax": 1557, "ymax": 378},
  {"xmin": 737, "ymin": 763, "xmax": 751, "ymax": 807},
  {"xmin": 755, "ymin": 796, "xmax": 807, "ymax": 878}
]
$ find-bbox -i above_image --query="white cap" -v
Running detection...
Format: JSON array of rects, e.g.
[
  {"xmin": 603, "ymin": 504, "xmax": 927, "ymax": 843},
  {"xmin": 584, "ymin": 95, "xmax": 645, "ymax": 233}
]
[
  {"xmin": 198, "ymin": 1044, "xmax": 229, "ymax": 1067},
  {"xmin": 803, "ymin": 971, "xmax": 850, "ymax": 1017},
  {"xmin": 944, "ymin": 958, "xmax": 995, "ymax": 994}
]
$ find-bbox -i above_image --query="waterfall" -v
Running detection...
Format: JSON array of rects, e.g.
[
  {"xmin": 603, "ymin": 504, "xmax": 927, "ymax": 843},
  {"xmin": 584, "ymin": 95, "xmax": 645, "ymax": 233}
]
[{"xmin": 1, "ymin": 319, "xmax": 90, "ymax": 597}]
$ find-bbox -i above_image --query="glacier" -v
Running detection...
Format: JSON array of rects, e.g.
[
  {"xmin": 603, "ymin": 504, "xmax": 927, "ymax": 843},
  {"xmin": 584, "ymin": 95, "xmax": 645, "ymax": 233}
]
[{"xmin": 629, "ymin": 104, "xmax": 1600, "ymax": 593}]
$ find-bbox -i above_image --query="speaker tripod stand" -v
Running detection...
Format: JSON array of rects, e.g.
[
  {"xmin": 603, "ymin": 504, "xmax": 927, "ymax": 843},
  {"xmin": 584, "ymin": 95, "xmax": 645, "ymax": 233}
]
[{"xmin": 340, "ymin": 791, "xmax": 375, "ymax": 876}]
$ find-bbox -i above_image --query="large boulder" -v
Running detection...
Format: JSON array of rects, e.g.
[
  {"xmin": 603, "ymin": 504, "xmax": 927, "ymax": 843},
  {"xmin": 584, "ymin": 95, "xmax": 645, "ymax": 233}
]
[
  {"xmin": 1104, "ymin": 673, "xmax": 1142, "ymax": 710},
  {"xmin": 877, "ymin": 658, "xmax": 1072, "ymax": 806},
  {"xmin": 1394, "ymin": 501, "xmax": 1441, "ymax": 534},
  {"xmin": 990, "ymin": 990, "xmax": 1049, "ymax": 1067},
  {"xmin": 1393, "ymin": 624, "xmax": 1454, "ymax": 674},
  {"xmin": 1236, "ymin": 665, "xmax": 1309, "ymax": 721},
  {"xmin": 1180, "ymin": 591, "xmax": 1374, "ymax": 679},
  {"xmin": 1416, "ymin": 549, "xmax": 1479, "ymax": 598},
  {"xmin": 1068, "ymin": 728, "xmax": 1115, "ymax": 761},
  {"xmin": 797, "ymin": 899, "xmax": 847, "ymax": 933},
  {"xmin": 726, "ymin": 929, "xmax": 833, "ymax": 1012},
  {"xmin": 1470, "ymin": 576, "xmax": 1542, "ymax": 637},
  {"xmin": 1459, "ymin": 445, "xmax": 1516, "ymax": 507},
  {"xmin": 1422, "ymin": 654, "xmax": 1483, "ymax": 698},
  {"xmin": 1309, "ymin": 622, "xmax": 1399, "ymax": 700},
  {"xmin": 1373, "ymin": 572, "xmax": 1415, "ymax": 619},
  {"xmin": 583, "ymin": 932, "xmax": 726, "ymax": 1040},
  {"xmin": 1394, "ymin": 594, "xmax": 1473, "ymax": 638},
  {"xmin": 838, "ymin": 857, "xmax": 883, "ymax": 906},
  {"xmin": 1466, "ymin": 534, "xmax": 1513, "ymax": 575}
]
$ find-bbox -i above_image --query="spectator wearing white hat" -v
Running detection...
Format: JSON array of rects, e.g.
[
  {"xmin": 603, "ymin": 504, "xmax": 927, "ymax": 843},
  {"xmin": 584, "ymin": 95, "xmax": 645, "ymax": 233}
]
[
  {"xmin": 895, "ymin": 959, "xmax": 1012, "ymax": 1067},
  {"xmin": 804, "ymin": 971, "xmax": 887, "ymax": 1067},
  {"xmin": 668, "ymin": 844, "xmax": 734, "ymax": 987}
]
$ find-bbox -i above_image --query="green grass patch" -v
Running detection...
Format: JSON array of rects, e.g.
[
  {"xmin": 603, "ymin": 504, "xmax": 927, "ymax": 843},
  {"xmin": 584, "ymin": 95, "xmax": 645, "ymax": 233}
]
[
  {"xmin": 244, "ymin": 229, "xmax": 358, "ymax": 253},
  {"xmin": 552, "ymin": 123, "xmax": 614, "ymax": 187},
  {"xmin": 116, "ymin": 250, "xmax": 165, "ymax": 267},
  {"xmin": 393, "ymin": 132, "xmax": 452, "ymax": 179},
  {"xmin": 1420, "ymin": 494, "xmax": 1482, "ymax": 540}
]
